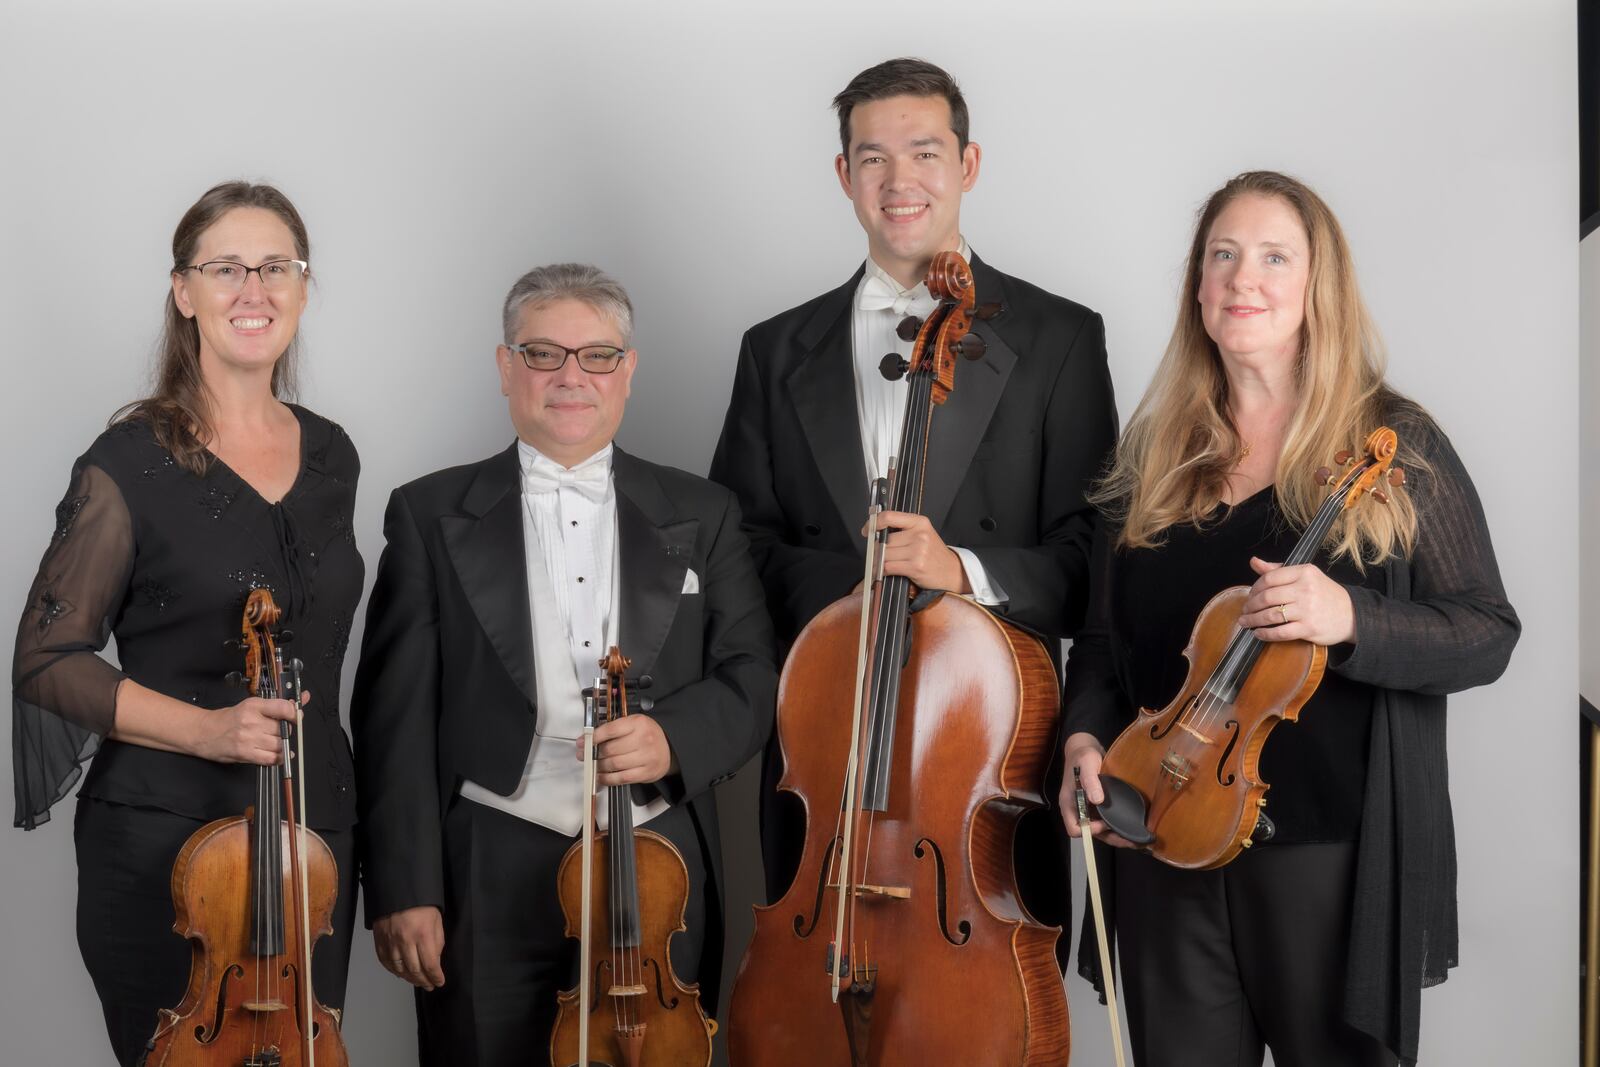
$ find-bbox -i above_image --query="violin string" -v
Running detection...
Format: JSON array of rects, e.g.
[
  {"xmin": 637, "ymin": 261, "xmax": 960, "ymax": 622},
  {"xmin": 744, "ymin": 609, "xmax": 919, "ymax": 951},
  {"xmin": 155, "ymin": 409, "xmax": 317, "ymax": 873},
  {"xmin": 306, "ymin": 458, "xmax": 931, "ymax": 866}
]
[{"xmin": 1183, "ymin": 468, "xmax": 1362, "ymax": 741}]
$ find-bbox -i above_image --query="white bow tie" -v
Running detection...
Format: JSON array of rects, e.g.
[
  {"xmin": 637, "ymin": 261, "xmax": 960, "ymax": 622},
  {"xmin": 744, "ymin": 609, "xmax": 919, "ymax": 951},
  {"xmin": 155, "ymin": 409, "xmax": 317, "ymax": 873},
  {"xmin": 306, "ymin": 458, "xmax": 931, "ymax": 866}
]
[
  {"xmin": 858, "ymin": 274, "xmax": 939, "ymax": 318},
  {"xmin": 523, "ymin": 452, "xmax": 610, "ymax": 502}
]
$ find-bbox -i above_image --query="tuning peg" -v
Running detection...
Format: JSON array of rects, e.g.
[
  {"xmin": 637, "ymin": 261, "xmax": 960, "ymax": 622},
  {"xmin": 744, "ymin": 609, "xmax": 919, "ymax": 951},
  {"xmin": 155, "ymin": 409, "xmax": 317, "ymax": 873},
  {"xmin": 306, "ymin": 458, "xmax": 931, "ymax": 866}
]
[
  {"xmin": 1371, "ymin": 489, "xmax": 1390, "ymax": 504},
  {"xmin": 973, "ymin": 301, "xmax": 1004, "ymax": 321},
  {"xmin": 276, "ymin": 630, "xmax": 295, "ymax": 645},
  {"xmin": 638, "ymin": 697, "xmax": 655, "ymax": 713},
  {"xmin": 895, "ymin": 315, "xmax": 923, "ymax": 342},
  {"xmin": 1314, "ymin": 466, "xmax": 1333, "ymax": 486},
  {"xmin": 954, "ymin": 333, "xmax": 987, "ymax": 361},
  {"xmin": 1334, "ymin": 450, "xmax": 1353, "ymax": 465},
  {"xmin": 879, "ymin": 353, "xmax": 909, "ymax": 381},
  {"xmin": 288, "ymin": 657, "xmax": 304, "ymax": 673},
  {"xmin": 1388, "ymin": 468, "xmax": 1406, "ymax": 487},
  {"xmin": 222, "ymin": 638, "xmax": 242, "ymax": 653},
  {"xmin": 224, "ymin": 671, "xmax": 247, "ymax": 688}
]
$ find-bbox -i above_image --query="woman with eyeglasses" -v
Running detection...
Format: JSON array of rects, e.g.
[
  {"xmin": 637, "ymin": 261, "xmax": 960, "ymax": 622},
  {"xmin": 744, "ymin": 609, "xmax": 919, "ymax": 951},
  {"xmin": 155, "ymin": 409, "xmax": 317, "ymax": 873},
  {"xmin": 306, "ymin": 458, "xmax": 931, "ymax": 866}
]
[{"xmin": 12, "ymin": 181, "xmax": 363, "ymax": 1066}]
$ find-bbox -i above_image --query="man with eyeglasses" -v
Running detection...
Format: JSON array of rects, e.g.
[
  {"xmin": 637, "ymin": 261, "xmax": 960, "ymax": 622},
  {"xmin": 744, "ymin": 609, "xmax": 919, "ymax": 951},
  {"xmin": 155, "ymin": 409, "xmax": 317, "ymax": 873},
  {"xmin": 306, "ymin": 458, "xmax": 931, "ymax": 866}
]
[
  {"xmin": 352, "ymin": 262, "xmax": 776, "ymax": 1065},
  {"xmin": 709, "ymin": 58, "xmax": 1118, "ymax": 967}
]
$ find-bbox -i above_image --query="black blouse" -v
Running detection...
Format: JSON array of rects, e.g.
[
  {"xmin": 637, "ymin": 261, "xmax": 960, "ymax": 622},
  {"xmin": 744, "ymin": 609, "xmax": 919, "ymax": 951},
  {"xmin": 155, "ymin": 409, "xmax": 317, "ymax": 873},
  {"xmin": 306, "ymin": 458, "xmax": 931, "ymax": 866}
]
[
  {"xmin": 1111, "ymin": 486, "xmax": 1381, "ymax": 844},
  {"xmin": 12, "ymin": 405, "xmax": 364, "ymax": 831}
]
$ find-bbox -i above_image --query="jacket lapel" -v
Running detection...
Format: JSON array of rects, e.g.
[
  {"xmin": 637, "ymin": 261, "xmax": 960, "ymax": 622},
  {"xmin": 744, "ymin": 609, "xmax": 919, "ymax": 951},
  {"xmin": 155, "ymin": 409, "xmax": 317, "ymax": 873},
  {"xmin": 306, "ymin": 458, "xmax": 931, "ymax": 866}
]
[
  {"xmin": 788, "ymin": 269, "xmax": 870, "ymax": 555},
  {"xmin": 612, "ymin": 448, "xmax": 697, "ymax": 680},
  {"xmin": 440, "ymin": 444, "xmax": 539, "ymax": 711},
  {"xmin": 920, "ymin": 253, "xmax": 1018, "ymax": 529}
]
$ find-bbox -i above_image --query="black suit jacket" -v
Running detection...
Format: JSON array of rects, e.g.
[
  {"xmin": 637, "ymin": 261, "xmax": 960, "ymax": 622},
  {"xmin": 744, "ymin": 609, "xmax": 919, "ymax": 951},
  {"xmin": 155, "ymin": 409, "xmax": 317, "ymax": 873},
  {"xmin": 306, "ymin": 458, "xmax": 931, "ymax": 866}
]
[
  {"xmin": 710, "ymin": 253, "xmax": 1116, "ymax": 647},
  {"xmin": 352, "ymin": 443, "xmax": 777, "ymax": 998}
]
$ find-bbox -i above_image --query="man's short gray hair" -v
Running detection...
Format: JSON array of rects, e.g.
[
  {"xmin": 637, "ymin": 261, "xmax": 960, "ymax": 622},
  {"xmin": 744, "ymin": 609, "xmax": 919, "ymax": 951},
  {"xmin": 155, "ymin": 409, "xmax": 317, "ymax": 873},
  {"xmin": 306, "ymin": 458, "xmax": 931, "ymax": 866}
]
[{"xmin": 501, "ymin": 263, "xmax": 634, "ymax": 347}]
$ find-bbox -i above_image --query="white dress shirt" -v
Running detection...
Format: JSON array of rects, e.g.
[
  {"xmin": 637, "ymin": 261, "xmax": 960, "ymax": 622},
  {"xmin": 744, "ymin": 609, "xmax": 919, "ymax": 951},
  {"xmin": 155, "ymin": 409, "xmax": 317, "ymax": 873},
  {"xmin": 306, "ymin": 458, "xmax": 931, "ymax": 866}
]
[
  {"xmin": 459, "ymin": 441, "xmax": 667, "ymax": 834},
  {"xmin": 851, "ymin": 241, "xmax": 1005, "ymax": 606}
]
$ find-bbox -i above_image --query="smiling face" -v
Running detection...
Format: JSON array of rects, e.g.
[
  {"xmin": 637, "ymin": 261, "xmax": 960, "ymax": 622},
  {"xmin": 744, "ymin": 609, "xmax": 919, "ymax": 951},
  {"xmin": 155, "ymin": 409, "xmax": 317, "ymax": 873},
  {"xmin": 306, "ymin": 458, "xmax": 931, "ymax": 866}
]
[
  {"xmin": 1198, "ymin": 193, "xmax": 1311, "ymax": 374},
  {"xmin": 496, "ymin": 297, "xmax": 636, "ymax": 466},
  {"xmin": 170, "ymin": 206, "xmax": 307, "ymax": 380},
  {"xmin": 834, "ymin": 94, "xmax": 980, "ymax": 287}
]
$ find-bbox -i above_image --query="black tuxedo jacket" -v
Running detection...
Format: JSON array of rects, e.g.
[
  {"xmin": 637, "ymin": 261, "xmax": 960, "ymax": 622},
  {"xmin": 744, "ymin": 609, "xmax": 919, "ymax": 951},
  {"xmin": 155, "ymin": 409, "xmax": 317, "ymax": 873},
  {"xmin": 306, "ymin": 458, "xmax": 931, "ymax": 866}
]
[
  {"xmin": 710, "ymin": 253, "xmax": 1117, "ymax": 648},
  {"xmin": 352, "ymin": 443, "xmax": 777, "ymax": 989}
]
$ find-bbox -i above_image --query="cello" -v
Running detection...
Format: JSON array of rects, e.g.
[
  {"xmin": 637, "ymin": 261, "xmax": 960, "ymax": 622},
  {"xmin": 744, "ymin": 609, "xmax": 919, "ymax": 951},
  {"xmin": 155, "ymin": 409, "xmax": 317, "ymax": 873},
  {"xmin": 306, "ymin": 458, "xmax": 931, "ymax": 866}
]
[
  {"xmin": 728, "ymin": 252, "xmax": 1070, "ymax": 1066},
  {"xmin": 550, "ymin": 645, "xmax": 716, "ymax": 1067},
  {"xmin": 143, "ymin": 588, "xmax": 348, "ymax": 1067},
  {"xmin": 1091, "ymin": 427, "xmax": 1404, "ymax": 869}
]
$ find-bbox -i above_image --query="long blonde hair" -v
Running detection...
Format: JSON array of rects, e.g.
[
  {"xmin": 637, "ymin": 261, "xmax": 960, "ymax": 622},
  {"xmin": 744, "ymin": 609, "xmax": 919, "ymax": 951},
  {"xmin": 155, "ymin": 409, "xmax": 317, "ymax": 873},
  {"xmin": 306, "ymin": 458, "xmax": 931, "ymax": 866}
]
[{"xmin": 1095, "ymin": 171, "xmax": 1422, "ymax": 566}]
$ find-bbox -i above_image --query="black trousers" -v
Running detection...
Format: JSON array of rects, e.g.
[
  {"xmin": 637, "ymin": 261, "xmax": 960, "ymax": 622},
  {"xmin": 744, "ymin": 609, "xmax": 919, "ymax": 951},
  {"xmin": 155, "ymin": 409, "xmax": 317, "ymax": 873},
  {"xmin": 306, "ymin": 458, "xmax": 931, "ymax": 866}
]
[
  {"xmin": 1113, "ymin": 842, "xmax": 1396, "ymax": 1067},
  {"xmin": 74, "ymin": 796, "xmax": 358, "ymax": 1067},
  {"xmin": 418, "ymin": 799, "xmax": 709, "ymax": 1067}
]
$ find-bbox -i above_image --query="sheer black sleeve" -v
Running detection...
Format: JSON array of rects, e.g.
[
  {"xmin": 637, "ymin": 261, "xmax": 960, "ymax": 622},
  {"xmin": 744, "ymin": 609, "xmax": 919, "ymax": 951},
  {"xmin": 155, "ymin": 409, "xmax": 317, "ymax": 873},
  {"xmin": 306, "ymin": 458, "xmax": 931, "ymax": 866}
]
[
  {"xmin": 13, "ymin": 461, "xmax": 133, "ymax": 829},
  {"xmin": 1330, "ymin": 420, "xmax": 1521, "ymax": 696}
]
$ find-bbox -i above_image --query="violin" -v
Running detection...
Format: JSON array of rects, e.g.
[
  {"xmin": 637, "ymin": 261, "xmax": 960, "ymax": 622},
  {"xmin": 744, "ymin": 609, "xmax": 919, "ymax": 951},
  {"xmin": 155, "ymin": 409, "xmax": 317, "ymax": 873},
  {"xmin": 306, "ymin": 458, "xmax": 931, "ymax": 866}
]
[
  {"xmin": 1093, "ymin": 427, "xmax": 1404, "ymax": 869},
  {"xmin": 550, "ymin": 645, "xmax": 715, "ymax": 1067},
  {"xmin": 728, "ymin": 252, "xmax": 1070, "ymax": 1066},
  {"xmin": 144, "ymin": 588, "xmax": 348, "ymax": 1067}
]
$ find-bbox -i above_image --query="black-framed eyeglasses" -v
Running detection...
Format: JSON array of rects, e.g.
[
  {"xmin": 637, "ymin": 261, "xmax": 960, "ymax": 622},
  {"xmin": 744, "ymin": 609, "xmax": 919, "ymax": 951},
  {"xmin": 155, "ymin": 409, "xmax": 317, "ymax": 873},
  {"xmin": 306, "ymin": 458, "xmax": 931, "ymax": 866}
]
[
  {"xmin": 507, "ymin": 342, "xmax": 628, "ymax": 374},
  {"xmin": 177, "ymin": 258, "xmax": 308, "ymax": 292}
]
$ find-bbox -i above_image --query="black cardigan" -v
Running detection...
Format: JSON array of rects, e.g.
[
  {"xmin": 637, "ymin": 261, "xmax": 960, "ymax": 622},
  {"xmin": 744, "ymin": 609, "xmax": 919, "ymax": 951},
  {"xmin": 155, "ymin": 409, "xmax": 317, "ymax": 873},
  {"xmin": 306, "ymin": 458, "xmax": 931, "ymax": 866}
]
[{"xmin": 1064, "ymin": 410, "xmax": 1520, "ymax": 1065}]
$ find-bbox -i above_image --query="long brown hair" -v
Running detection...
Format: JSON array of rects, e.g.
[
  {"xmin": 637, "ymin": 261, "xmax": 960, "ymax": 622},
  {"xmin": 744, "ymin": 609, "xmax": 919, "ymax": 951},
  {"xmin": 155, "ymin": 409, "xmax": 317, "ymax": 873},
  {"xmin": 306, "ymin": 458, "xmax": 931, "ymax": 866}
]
[
  {"xmin": 115, "ymin": 181, "xmax": 309, "ymax": 473},
  {"xmin": 1094, "ymin": 170, "xmax": 1423, "ymax": 566}
]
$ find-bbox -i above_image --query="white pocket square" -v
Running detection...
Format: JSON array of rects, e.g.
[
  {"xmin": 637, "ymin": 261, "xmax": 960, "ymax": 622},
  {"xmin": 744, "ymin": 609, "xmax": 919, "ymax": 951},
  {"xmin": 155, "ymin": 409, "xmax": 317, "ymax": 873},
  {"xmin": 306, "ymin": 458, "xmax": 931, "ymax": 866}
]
[{"xmin": 681, "ymin": 568, "xmax": 700, "ymax": 595}]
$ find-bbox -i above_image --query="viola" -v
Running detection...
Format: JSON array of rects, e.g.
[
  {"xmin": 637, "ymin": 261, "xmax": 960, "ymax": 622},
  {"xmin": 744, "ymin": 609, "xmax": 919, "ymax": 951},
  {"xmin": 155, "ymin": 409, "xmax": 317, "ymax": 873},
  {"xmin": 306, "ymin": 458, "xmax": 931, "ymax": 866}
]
[
  {"xmin": 1093, "ymin": 427, "xmax": 1404, "ymax": 869},
  {"xmin": 728, "ymin": 252, "xmax": 1070, "ymax": 1066},
  {"xmin": 550, "ymin": 645, "xmax": 715, "ymax": 1067},
  {"xmin": 144, "ymin": 588, "xmax": 348, "ymax": 1067}
]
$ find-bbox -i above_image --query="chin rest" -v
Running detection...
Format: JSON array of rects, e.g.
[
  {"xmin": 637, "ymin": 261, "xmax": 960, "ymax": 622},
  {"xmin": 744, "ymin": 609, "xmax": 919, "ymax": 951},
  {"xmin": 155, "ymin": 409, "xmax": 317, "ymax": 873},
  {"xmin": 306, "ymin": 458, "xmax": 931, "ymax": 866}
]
[{"xmin": 1091, "ymin": 775, "xmax": 1156, "ymax": 847}]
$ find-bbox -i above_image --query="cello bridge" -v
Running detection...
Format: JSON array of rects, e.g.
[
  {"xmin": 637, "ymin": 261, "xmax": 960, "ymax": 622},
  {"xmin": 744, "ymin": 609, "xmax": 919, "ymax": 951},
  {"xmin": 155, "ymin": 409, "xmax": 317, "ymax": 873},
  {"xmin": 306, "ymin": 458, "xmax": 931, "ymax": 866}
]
[
  {"xmin": 832, "ymin": 883, "xmax": 908, "ymax": 902},
  {"xmin": 1159, "ymin": 752, "xmax": 1195, "ymax": 792}
]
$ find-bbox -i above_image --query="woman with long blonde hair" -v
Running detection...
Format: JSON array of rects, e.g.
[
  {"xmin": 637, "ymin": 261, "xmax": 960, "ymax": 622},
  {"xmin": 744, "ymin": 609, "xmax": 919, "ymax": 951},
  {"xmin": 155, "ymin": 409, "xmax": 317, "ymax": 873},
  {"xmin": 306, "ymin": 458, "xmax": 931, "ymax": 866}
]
[{"xmin": 1063, "ymin": 171, "xmax": 1519, "ymax": 1066}]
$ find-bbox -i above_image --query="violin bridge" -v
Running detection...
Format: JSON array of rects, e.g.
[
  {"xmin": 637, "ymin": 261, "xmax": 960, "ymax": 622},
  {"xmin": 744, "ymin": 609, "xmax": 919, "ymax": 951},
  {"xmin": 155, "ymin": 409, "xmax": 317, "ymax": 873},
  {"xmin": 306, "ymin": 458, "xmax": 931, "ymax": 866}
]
[
  {"xmin": 1175, "ymin": 722, "xmax": 1214, "ymax": 745},
  {"xmin": 1159, "ymin": 752, "xmax": 1195, "ymax": 792},
  {"xmin": 240, "ymin": 999, "xmax": 290, "ymax": 1013},
  {"xmin": 607, "ymin": 983, "xmax": 648, "ymax": 997}
]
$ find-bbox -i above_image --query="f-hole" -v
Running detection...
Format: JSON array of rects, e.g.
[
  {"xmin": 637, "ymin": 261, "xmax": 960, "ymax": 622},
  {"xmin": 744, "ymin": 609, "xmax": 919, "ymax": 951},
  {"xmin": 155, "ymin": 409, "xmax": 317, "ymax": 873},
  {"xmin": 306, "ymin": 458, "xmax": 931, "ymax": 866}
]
[
  {"xmin": 913, "ymin": 838, "xmax": 972, "ymax": 946},
  {"xmin": 1215, "ymin": 719, "xmax": 1241, "ymax": 786},
  {"xmin": 589, "ymin": 959, "xmax": 611, "ymax": 1013},
  {"xmin": 1150, "ymin": 692, "xmax": 1198, "ymax": 741},
  {"xmin": 793, "ymin": 836, "xmax": 840, "ymax": 938},
  {"xmin": 197, "ymin": 963, "xmax": 245, "ymax": 1041},
  {"xmin": 644, "ymin": 958, "xmax": 681, "ymax": 1010}
]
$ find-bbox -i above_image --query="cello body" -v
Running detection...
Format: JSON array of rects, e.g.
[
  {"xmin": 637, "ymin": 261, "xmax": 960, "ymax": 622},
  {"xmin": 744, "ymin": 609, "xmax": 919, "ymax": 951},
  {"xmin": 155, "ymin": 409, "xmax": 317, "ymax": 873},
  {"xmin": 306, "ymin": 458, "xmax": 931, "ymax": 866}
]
[
  {"xmin": 145, "ymin": 817, "xmax": 347, "ymax": 1067},
  {"xmin": 728, "ymin": 590, "xmax": 1069, "ymax": 1066}
]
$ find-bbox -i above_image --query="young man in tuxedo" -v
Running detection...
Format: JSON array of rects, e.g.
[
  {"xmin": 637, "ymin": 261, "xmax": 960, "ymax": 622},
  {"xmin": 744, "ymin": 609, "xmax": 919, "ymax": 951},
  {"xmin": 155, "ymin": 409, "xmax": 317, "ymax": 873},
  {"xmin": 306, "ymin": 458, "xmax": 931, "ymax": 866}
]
[
  {"xmin": 354, "ymin": 263, "xmax": 777, "ymax": 1065},
  {"xmin": 709, "ymin": 58, "xmax": 1118, "ymax": 949}
]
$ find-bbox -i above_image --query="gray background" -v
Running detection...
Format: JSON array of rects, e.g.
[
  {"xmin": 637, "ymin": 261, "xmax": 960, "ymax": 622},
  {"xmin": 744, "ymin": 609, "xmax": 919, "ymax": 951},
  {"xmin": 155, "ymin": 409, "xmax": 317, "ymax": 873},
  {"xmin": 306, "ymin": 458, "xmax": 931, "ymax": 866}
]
[{"xmin": 0, "ymin": 1, "xmax": 1577, "ymax": 1063}]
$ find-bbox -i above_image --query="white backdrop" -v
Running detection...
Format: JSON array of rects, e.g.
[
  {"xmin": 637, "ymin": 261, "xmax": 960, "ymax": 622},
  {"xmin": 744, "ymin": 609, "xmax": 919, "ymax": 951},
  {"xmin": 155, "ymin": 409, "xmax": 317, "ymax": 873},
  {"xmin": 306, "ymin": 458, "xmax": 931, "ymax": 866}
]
[{"xmin": 0, "ymin": 1, "xmax": 1577, "ymax": 1063}]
